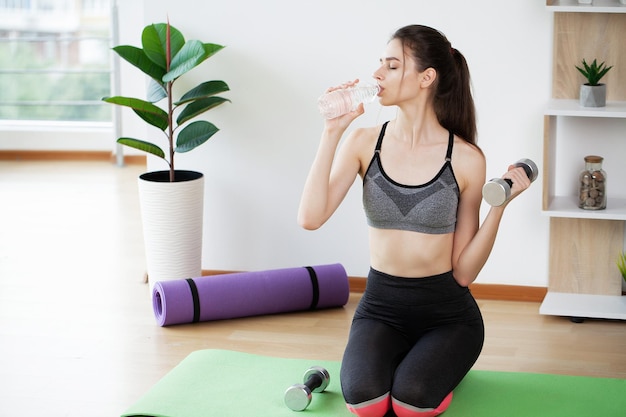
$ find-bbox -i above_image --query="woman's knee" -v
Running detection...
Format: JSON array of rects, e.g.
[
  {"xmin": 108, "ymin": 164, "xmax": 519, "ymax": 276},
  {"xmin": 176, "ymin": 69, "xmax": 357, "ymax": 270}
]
[
  {"xmin": 391, "ymin": 379, "xmax": 435, "ymax": 409},
  {"xmin": 391, "ymin": 391, "xmax": 453, "ymax": 417},
  {"xmin": 345, "ymin": 392, "xmax": 391, "ymax": 417}
]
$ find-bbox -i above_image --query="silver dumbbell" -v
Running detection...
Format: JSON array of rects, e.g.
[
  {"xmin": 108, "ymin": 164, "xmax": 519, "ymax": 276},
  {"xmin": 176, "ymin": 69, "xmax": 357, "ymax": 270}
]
[
  {"xmin": 284, "ymin": 366, "xmax": 330, "ymax": 411},
  {"xmin": 482, "ymin": 158, "xmax": 538, "ymax": 206}
]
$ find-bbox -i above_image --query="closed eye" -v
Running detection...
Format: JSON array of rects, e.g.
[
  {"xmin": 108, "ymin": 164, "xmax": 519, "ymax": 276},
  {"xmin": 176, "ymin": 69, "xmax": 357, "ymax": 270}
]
[{"xmin": 380, "ymin": 56, "xmax": 401, "ymax": 70}]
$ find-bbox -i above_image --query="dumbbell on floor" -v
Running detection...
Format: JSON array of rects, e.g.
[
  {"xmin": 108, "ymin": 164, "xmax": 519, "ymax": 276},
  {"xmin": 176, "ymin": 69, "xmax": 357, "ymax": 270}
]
[
  {"xmin": 482, "ymin": 158, "xmax": 538, "ymax": 206},
  {"xmin": 284, "ymin": 366, "xmax": 330, "ymax": 411}
]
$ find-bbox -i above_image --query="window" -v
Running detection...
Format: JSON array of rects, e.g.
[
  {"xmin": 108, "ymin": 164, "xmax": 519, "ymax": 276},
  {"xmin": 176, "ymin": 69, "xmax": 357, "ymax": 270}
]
[{"xmin": 0, "ymin": 0, "xmax": 113, "ymax": 123}]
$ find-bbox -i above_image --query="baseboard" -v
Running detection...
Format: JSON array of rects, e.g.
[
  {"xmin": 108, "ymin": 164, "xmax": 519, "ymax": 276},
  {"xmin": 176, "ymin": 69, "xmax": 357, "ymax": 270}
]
[
  {"xmin": 349, "ymin": 276, "xmax": 546, "ymax": 302},
  {"xmin": 348, "ymin": 276, "xmax": 367, "ymax": 293},
  {"xmin": 202, "ymin": 271, "xmax": 546, "ymax": 303},
  {"xmin": 468, "ymin": 282, "xmax": 547, "ymax": 302},
  {"xmin": 0, "ymin": 150, "xmax": 146, "ymax": 165}
]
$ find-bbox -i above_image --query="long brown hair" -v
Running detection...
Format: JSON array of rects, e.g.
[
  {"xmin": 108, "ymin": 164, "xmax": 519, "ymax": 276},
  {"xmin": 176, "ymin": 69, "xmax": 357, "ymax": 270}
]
[{"xmin": 392, "ymin": 25, "xmax": 479, "ymax": 149}]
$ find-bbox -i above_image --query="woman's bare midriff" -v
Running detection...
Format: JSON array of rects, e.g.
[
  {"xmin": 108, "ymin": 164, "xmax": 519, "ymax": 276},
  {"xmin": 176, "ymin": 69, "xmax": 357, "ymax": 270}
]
[{"xmin": 368, "ymin": 227, "xmax": 454, "ymax": 278}]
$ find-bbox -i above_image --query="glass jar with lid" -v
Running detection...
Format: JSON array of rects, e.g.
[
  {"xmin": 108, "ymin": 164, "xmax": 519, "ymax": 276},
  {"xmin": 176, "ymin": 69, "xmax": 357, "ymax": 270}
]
[{"xmin": 578, "ymin": 155, "xmax": 606, "ymax": 210}]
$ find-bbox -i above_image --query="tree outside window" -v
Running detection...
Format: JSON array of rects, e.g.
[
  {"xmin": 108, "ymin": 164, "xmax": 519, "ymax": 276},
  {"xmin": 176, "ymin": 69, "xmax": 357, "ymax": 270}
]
[{"xmin": 0, "ymin": 0, "xmax": 113, "ymax": 122}]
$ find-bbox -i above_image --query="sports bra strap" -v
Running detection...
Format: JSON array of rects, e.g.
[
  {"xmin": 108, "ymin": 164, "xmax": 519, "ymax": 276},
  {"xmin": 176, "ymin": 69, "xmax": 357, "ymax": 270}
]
[
  {"xmin": 374, "ymin": 121, "xmax": 390, "ymax": 151},
  {"xmin": 445, "ymin": 131, "xmax": 454, "ymax": 161}
]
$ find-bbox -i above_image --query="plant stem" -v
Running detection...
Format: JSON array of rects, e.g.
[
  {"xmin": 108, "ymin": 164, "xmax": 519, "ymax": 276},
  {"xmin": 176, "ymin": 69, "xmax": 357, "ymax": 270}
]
[
  {"xmin": 165, "ymin": 20, "xmax": 174, "ymax": 182},
  {"xmin": 167, "ymin": 80, "xmax": 175, "ymax": 182}
]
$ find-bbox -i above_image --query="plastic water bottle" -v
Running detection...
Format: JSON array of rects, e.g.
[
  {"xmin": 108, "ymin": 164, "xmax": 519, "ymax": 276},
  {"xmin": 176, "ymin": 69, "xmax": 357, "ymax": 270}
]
[{"xmin": 318, "ymin": 84, "xmax": 380, "ymax": 119}]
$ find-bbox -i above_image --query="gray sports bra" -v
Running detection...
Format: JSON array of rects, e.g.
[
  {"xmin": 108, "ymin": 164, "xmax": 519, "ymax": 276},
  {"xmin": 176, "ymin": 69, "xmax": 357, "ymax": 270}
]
[{"xmin": 362, "ymin": 121, "xmax": 459, "ymax": 234}]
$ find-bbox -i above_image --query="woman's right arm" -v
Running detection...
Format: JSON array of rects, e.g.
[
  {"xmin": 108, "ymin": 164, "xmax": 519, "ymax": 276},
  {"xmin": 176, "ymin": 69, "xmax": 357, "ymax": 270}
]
[{"xmin": 297, "ymin": 116, "xmax": 364, "ymax": 230}]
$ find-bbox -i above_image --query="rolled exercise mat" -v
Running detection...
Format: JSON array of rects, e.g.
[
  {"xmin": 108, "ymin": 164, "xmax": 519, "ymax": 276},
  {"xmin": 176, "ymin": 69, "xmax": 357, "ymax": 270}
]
[{"xmin": 152, "ymin": 263, "xmax": 349, "ymax": 326}]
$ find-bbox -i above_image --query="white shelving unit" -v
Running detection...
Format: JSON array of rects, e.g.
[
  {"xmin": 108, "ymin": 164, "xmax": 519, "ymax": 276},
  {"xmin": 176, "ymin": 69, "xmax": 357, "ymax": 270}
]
[
  {"xmin": 546, "ymin": 0, "xmax": 626, "ymax": 13},
  {"xmin": 540, "ymin": 292, "xmax": 626, "ymax": 320},
  {"xmin": 545, "ymin": 99, "xmax": 626, "ymax": 118},
  {"xmin": 543, "ymin": 196, "xmax": 626, "ymax": 220},
  {"xmin": 540, "ymin": 3, "xmax": 626, "ymax": 321}
]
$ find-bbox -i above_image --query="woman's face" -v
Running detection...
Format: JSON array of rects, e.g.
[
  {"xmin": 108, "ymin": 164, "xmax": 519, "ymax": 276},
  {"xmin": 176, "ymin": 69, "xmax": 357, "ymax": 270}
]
[{"xmin": 373, "ymin": 38, "xmax": 424, "ymax": 107}]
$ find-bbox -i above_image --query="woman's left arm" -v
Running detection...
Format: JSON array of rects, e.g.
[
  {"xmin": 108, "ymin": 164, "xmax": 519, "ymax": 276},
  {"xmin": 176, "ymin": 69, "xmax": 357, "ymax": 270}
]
[{"xmin": 451, "ymin": 151, "xmax": 531, "ymax": 286}]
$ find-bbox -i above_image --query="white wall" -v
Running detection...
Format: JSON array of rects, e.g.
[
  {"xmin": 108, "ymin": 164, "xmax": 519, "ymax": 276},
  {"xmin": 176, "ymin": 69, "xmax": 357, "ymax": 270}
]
[
  {"xmin": 124, "ymin": 0, "xmax": 554, "ymax": 285},
  {"xmin": 6, "ymin": 0, "xmax": 593, "ymax": 286}
]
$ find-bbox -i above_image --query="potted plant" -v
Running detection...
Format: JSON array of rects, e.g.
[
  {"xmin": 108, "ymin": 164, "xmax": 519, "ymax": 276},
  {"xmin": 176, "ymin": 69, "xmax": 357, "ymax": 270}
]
[
  {"xmin": 618, "ymin": 252, "xmax": 626, "ymax": 295},
  {"xmin": 103, "ymin": 21, "xmax": 230, "ymax": 288},
  {"xmin": 575, "ymin": 58, "xmax": 612, "ymax": 107}
]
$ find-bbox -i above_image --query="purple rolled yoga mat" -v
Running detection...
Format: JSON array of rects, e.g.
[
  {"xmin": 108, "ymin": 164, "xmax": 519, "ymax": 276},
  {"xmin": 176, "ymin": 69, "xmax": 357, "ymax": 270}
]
[{"xmin": 152, "ymin": 263, "xmax": 349, "ymax": 326}]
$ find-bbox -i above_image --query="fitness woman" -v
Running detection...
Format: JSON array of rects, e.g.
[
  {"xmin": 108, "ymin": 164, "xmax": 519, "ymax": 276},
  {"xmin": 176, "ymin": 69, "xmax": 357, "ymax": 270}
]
[{"xmin": 298, "ymin": 25, "xmax": 531, "ymax": 417}]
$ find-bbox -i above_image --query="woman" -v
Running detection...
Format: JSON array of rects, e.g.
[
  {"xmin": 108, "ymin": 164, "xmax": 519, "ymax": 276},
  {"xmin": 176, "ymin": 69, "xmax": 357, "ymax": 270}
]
[{"xmin": 298, "ymin": 25, "xmax": 531, "ymax": 417}]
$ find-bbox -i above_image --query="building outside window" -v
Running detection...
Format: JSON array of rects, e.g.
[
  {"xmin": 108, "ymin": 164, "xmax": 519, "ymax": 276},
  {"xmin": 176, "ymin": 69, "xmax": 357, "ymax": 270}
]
[{"xmin": 0, "ymin": 0, "xmax": 113, "ymax": 123}]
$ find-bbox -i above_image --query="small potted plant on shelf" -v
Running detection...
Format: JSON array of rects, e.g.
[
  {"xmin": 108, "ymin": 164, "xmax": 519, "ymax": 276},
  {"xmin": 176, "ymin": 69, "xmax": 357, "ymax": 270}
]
[
  {"xmin": 575, "ymin": 58, "xmax": 612, "ymax": 108},
  {"xmin": 103, "ymin": 21, "xmax": 230, "ymax": 288},
  {"xmin": 618, "ymin": 252, "xmax": 626, "ymax": 295}
]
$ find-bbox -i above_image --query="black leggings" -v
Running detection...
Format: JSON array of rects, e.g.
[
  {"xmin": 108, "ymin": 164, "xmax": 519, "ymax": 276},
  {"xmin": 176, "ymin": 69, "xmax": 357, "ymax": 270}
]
[{"xmin": 340, "ymin": 268, "xmax": 484, "ymax": 410}]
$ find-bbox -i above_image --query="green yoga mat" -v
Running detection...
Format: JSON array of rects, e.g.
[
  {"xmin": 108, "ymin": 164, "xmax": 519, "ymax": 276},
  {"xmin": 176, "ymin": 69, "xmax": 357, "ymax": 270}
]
[{"xmin": 122, "ymin": 349, "xmax": 625, "ymax": 417}]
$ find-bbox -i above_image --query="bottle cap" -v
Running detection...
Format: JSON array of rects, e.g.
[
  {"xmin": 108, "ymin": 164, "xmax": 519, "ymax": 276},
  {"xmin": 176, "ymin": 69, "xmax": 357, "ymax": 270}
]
[{"xmin": 584, "ymin": 155, "xmax": 603, "ymax": 163}]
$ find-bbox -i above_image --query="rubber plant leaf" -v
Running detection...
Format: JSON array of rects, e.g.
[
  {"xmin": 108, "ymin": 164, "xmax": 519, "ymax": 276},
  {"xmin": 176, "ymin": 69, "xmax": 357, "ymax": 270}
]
[
  {"xmin": 117, "ymin": 138, "xmax": 165, "ymax": 159},
  {"xmin": 203, "ymin": 43, "xmax": 225, "ymax": 60},
  {"xmin": 112, "ymin": 45, "xmax": 166, "ymax": 85},
  {"xmin": 146, "ymin": 78, "xmax": 167, "ymax": 103},
  {"xmin": 176, "ymin": 80, "xmax": 230, "ymax": 105},
  {"xmin": 102, "ymin": 96, "xmax": 168, "ymax": 131},
  {"xmin": 175, "ymin": 121, "xmax": 219, "ymax": 153},
  {"xmin": 176, "ymin": 97, "xmax": 230, "ymax": 126},
  {"xmin": 142, "ymin": 23, "xmax": 185, "ymax": 70},
  {"xmin": 164, "ymin": 40, "xmax": 209, "ymax": 83}
]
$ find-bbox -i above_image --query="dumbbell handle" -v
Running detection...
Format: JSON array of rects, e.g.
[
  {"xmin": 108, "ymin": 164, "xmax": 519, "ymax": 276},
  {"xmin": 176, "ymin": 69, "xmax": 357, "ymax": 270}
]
[
  {"xmin": 501, "ymin": 161, "xmax": 536, "ymax": 188},
  {"xmin": 501, "ymin": 161, "xmax": 535, "ymax": 187},
  {"xmin": 303, "ymin": 373, "xmax": 323, "ymax": 392},
  {"xmin": 514, "ymin": 160, "xmax": 536, "ymax": 182}
]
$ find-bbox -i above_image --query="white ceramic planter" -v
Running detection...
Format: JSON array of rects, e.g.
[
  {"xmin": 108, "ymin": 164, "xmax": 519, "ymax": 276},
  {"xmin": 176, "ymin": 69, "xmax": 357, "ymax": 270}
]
[
  {"xmin": 138, "ymin": 170, "xmax": 204, "ymax": 290},
  {"xmin": 579, "ymin": 83, "xmax": 606, "ymax": 107}
]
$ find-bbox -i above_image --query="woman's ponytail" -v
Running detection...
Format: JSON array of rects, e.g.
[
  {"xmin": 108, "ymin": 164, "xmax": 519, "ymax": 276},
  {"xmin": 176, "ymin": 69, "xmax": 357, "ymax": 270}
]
[{"xmin": 392, "ymin": 25, "xmax": 479, "ymax": 150}]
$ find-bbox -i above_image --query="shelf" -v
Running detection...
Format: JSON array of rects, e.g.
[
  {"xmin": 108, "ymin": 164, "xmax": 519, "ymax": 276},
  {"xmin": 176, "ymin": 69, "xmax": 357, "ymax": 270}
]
[
  {"xmin": 547, "ymin": 0, "xmax": 626, "ymax": 13},
  {"xmin": 540, "ymin": 291, "xmax": 626, "ymax": 320},
  {"xmin": 543, "ymin": 196, "xmax": 626, "ymax": 220},
  {"xmin": 542, "ymin": 2, "xmax": 626, "ymax": 322},
  {"xmin": 545, "ymin": 99, "xmax": 626, "ymax": 118}
]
